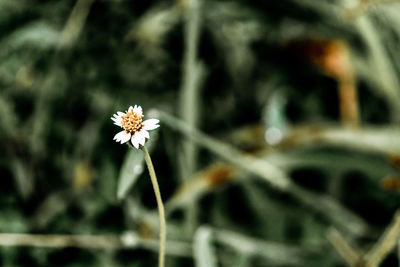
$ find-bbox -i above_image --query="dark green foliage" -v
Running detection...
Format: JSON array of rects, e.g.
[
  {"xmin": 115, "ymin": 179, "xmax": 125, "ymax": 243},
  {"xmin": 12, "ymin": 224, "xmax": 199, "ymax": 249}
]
[{"xmin": 1, "ymin": 0, "xmax": 400, "ymax": 266}]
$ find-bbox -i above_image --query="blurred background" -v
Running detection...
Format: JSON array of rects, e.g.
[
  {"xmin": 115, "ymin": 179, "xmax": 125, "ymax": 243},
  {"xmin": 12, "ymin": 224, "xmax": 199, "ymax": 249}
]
[{"xmin": 1, "ymin": 0, "xmax": 400, "ymax": 266}]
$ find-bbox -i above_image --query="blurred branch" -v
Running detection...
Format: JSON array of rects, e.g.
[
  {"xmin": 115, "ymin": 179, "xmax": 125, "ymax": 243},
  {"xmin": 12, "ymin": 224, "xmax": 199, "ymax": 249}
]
[
  {"xmin": 0, "ymin": 233, "xmax": 121, "ymax": 249},
  {"xmin": 281, "ymin": 124, "xmax": 400, "ymax": 155},
  {"xmin": 156, "ymin": 110, "xmax": 373, "ymax": 238},
  {"xmin": 30, "ymin": 67, "xmax": 66, "ymax": 156},
  {"xmin": 178, "ymin": 0, "xmax": 206, "ymax": 237},
  {"xmin": 0, "ymin": 232, "xmax": 191, "ymax": 257},
  {"xmin": 398, "ymin": 238, "xmax": 400, "ymax": 267},
  {"xmin": 337, "ymin": 61, "xmax": 359, "ymax": 128},
  {"xmin": 58, "ymin": 0, "xmax": 96, "ymax": 49},
  {"xmin": 327, "ymin": 228, "xmax": 362, "ymax": 267},
  {"xmin": 328, "ymin": 210, "xmax": 400, "ymax": 267},
  {"xmin": 193, "ymin": 226, "xmax": 217, "ymax": 267},
  {"xmin": 351, "ymin": 15, "xmax": 400, "ymax": 121},
  {"xmin": 30, "ymin": 191, "xmax": 72, "ymax": 228},
  {"xmin": 301, "ymin": 39, "xmax": 360, "ymax": 127},
  {"xmin": 30, "ymin": 0, "xmax": 95, "ymax": 155},
  {"xmin": 214, "ymin": 228, "xmax": 320, "ymax": 266},
  {"xmin": 9, "ymin": 156, "xmax": 33, "ymax": 200},
  {"xmin": 225, "ymin": 122, "xmax": 400, "ymax": 159},
  {"xmin": 345, "ymin": 0, "xmax": 400, "ymax": 18},
  {"xmin": 0, "ymin": 228, "xmax": 324, "ymax": 266},
  {"xmin": 364, "ymin": 211, "xmax": 400, "ymax": 267},
  {"xmin": 158, "ymin": 110, "xmax": 290, "ymax": 188},
  {"xmin": 126, "ymin": 3, "xmax": 180, "ymax": 49},
  {"xmin": 179, "ymin": 0, "xmax": 205, "ymax": 181},
  {"xmin": 0, "ymin": 95, "xmax": 18, "ymax": 138},
  {"xmin": 166, "ymin": 162, "xmax": 237, "ymax": 214}
]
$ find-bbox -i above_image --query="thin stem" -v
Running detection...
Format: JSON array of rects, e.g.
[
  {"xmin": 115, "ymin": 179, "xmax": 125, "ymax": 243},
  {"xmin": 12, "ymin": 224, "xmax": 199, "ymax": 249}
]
[{"xmin": 142, "ymin": 146, "xmax": 166, "ymax": 267}]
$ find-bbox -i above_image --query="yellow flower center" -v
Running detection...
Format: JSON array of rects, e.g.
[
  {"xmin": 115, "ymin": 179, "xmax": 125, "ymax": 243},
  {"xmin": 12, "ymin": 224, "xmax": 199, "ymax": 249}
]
[{"xmin": 121, "ymin": 110, "xmax": 144, "ymax": 134}]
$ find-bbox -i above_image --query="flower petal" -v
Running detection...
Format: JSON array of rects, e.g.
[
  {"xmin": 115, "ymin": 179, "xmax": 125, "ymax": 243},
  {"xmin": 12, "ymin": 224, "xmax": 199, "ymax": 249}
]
[
  {"xmin": 143, "ymin": 119, "xmax": 160, "ymax": 130},
  {"xmin": 113, "ymin": 130, "xmax": 131, "ymax": 144},
  {"xmin": 137, "ymin": 131, "xmax": 147, "ymax": 146},
  {"xmin": 132, "ymin": 130, "xmax": 145, "ymax": 146},
  {"xmin": 111, "ymin": 116, "xmax": 122, "ymax": 126},
  {"xmin": 128, "ymin": 106, "xmax": 134, "ymax": 113},
  {"xmin": 130, "ymin": 133, "xmax": 141, "ymax": 149},
  {"xmin": 141, "ymin": 129, "xmax": 150, "ymax": 139},
  {"xmin": 133, "ymin": 105, "xmax": 143, "ymax": 116},
  {"xmin": 117, "ymin": 111, "xmax": 125, "ymax": 116}
]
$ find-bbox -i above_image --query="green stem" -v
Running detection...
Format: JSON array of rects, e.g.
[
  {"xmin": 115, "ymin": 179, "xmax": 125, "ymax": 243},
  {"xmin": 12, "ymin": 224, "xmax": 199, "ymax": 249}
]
[{"xmin": 141, "ymin": 146, "xmax": 166, "ymax": 267}]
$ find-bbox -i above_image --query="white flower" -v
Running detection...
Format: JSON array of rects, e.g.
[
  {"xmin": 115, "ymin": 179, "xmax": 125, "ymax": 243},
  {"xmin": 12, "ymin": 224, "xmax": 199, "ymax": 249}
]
[{"xmin": 111, "ymin": 105, "xmax": 160, "ymax": 149}]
